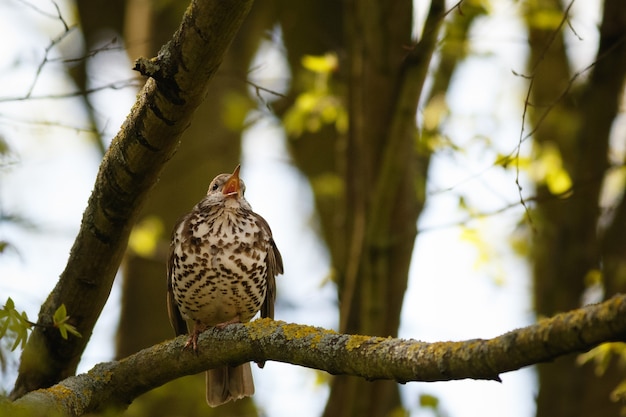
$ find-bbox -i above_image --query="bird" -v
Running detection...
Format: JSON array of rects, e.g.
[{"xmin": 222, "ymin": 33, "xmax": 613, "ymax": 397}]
[{"xmin": 166, "ymin": 164, "xmax": 283, "ymax": 407}]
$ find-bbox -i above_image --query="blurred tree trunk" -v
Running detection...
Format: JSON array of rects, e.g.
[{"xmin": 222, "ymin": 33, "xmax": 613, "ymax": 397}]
[
  {"xmin": 525, "ymin": 0, "xmax": 626, "ymax": 416},
  {"xmin": 321, "ymin": 2, "xmax": 423, "ymax": 415},
  {"xmin": 276, "ymin": 1, "xmax": 455, "ymax": 416},
  {"xmin": 72, "ymin": 0, "xmax": 128, "ymax": 153}
]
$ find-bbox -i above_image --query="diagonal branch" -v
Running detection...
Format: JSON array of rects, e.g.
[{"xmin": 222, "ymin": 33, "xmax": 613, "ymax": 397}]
[
  {"xmin": 8, "ymin": 294, "xmax": 626, "ymax": 416},
  {"xmin": 11, "ymin": 0, "xmax": 254, "ymax": 399}
]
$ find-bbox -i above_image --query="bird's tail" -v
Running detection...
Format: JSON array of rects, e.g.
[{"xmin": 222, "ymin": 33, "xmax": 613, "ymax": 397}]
[{"xmin": 205, "ymin": 363, "xmax": 254, "ymax": 407}]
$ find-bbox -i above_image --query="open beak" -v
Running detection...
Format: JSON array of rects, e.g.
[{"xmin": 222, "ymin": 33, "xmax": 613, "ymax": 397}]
[{"xmin": 222, "ymin": 165, "xmax": 241, "ymax": 197}]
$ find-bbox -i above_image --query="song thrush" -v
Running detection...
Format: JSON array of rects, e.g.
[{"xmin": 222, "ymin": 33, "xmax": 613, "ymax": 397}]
[{"xmin": 167, "ymin": 165, "xmax": 283, "ymax": 407}]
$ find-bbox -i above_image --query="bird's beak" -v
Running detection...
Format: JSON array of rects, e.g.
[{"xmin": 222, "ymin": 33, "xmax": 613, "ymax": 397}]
[{"xmin": 222, "ymin": 165, "xmax": 241, "ymax": 197}]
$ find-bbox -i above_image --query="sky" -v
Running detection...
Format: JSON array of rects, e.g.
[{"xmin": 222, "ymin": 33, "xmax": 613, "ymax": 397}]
[{"xmin": 0, "ymin": 1, "xmax": 602, "ymax": 417}]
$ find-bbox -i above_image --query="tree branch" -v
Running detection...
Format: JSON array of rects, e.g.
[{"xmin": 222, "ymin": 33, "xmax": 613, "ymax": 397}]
[
  {"xmin": 11, "ymin": 0, "xmax": 254, "ymax": 399},
  {"xmin": 8, "ymin": 294, "xmax": 626, "ymax": 416}
]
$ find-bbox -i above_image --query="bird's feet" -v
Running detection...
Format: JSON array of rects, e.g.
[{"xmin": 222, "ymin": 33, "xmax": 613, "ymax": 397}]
[
  {"xmin": 182, "ymin": 317, "xmax": 241, "ymax": 351},
  {"xmin": 183, "ymin": 322, "xmax": 207, "ymax": 351},
  {"xmin": 183, "ymin": 333, "xmax": 198, "ymax": 351}
]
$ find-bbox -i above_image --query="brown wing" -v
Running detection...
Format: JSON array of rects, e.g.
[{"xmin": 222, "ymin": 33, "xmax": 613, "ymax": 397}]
[
  {"xmin": 167, "ymin": 217, "xmax": 188, "ymax": 336},
  {"xmin": 254, "ymin": 213, "xmax": 283, "ymax": 320}
]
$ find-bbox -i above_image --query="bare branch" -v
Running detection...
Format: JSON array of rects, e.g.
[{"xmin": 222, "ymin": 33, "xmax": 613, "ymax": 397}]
[
  {"xmin": 0, "ymin": 79, "xmax": 142, "ymax": 103},
  {"xmin": 513, "ymin": 0, "xmax": 576, "ymax": 226},
  {"xmin": 26, "ymin": 25, "xmax": 78, "ymax": 98},
  {"xmin": 15, "ymin": 0, "xmax": 68, "ymax": 28}
]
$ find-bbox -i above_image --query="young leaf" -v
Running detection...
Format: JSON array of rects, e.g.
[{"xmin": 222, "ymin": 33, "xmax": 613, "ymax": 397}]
[
  {"xmin": 1, "ymin": 297, "xmax": 32, "ymax": 350},
  {"xmin": 53, "ymin": 304, "xmax": 82, "ymax": 339}
]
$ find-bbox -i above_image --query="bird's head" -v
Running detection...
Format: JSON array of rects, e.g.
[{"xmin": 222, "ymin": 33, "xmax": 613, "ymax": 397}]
[
  {"xmin": 221, "ymin": 165, "xmax": 243, "ymax": 198},
  {"xmin": 202, "ymin": 165, "xmax": 248, "ymax": 209}
]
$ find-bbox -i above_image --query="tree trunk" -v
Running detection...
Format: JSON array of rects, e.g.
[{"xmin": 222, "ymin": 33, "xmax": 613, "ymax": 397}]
[{"xmin": 277, "ymin": 0, "xmax": 443, "ymax": 415}]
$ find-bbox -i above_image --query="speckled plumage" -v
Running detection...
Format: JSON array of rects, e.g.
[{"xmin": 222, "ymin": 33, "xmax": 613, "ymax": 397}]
[{"xmin": 167, "ymin": 165, "xmax": 283, "ymax": 407}]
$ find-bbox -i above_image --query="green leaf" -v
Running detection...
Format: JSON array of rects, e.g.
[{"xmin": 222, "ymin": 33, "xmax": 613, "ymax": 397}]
[
  {"xmin": 53, "ymin": 304, "xmax": 82, "ymax": 339},
  {"xmin": 530, "ymin": 142, "xmax": 572, "ymax": 195},
  {"xmin": 64, "ymin": 323, "xmax": 82, "ymax": 339},
  {"xmin": 53, "ymin": 304, "xmax": 68, "ymax": 326},
  {"xmin": 0, "ymin": 312, "xmax": 9, "ymax": 338},
  {"xmin": 301, "ymin": 53, "xmax": 338, "ymax": 74},
  {"xmin": 58, "ymin": 325, "xmax": 68, "ymax": 339},
  {"xmin": 11, "ymin": 324, "xmax": 28, "ymax": 351},
  {"xmin": 419, "ymin": 393, "xmax": 440, "ymax": 408},
  {"xmin": 128, "ymin": 216, "xmax": 165, "ymax": 258},
  {"xmin": 0, "ymin": 297, "xmax": 32, "ymax": 350}
]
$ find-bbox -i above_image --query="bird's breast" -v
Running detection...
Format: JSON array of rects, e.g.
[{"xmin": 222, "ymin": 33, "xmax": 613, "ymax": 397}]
[{"xmin": 170, "ymin": 209, "xmax": 269, "ymax": 325}]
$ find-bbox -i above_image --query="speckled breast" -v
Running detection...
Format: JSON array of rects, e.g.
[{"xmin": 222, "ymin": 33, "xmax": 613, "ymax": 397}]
[{"xmin": 170, "ymin": 206, "xmax": 269, "ymax": 326}]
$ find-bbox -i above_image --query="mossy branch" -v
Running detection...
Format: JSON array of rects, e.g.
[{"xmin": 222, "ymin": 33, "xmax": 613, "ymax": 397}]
[{"xmin": 7, "ymin": 294, "xmax": 626, "ymax": 416}]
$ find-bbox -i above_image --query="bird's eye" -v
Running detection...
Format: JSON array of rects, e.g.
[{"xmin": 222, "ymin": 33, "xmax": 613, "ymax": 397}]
[{"xmin": 211, "ymin": 183, "xmax": 219, "ymax": 191}]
